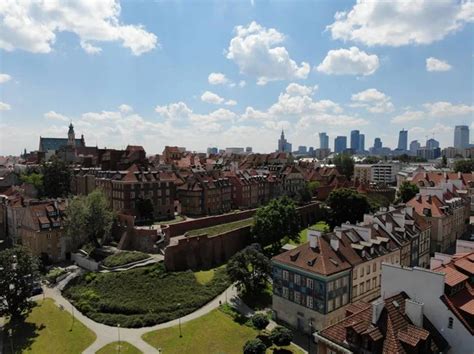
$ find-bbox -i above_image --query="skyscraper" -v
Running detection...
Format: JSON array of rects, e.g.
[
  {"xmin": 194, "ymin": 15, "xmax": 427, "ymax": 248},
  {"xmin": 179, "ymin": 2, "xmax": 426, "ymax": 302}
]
[
  {"xmin": 426, "ymin": 138, "xmax": 439, "ymax": 150},
  {"xmin": 397, "ymin": 129, "xmax": 408, "ymax": 151},
  {"xmin": 359, "ymin": 134, "xmax": 365, "ymax": 152},
  {"xmin": 334, "ymin": 136, "xmax": 347, "ymax": 153},
  {"xmin": 410, "ymin": 140, "xmax": 420, "ymax": 155},
  {"xmin": 374, "ymin": 138, "xmax": 382, "ymax": 149},
  {"xmin": 277, "ymin": 130, "xmax": 292, "ymax": 153},
  {"xmin": 319, "ymin": 132, "xmax": 329, "ymax": 149},
  {"xmin": 350, "ymin": 130, "xmax": 360, "ymax": 151},
  {"xmin": 454, "ymin": 125, "xmax": 469, "ymax": 149}
]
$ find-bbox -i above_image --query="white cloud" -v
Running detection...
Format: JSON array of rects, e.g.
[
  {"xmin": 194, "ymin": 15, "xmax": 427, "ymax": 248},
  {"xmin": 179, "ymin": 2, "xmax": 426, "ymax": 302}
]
[
  {"xmin": 423, "ymin": 101, "xmax": 474, "ymax": 117},
  {"xmin": 226, "ymin": 21, "xmax": 310, "ymax": 85},
  {"xmin": 155, "ymin": 102, "xmax": 192, "ymax": 121},
  {"xmin": 0, "ymin": 101, "xmax": 11, "ymax": 110},
  {"xmin": 316, "ymin": 47, "xmax": 379, "ymax": 76},
  {"xmin": 285, "ymin": 83, "xmax": 318, "ymax": 96},
  {"xmin": 44, "ymin": 110, "xmax": 69, "ymax": 122},
  {"xmin": 225, "ymin": 100, "xmax": 237, "ymax": 106},
  {"xmin": 238, "ymin": 80, "xmax": 246, "ymax": 88},
  {"xmin": 0, "ymin": 73, "xmax": 11, "ymax": 83},
  {"xmin": 391, "ymin": 110, "xmax": 425, "ymax": 124},
  {"xmin": 201, "ymin": 91, "xmax": 225, "ymax": 105},
  {"xmin": 351, "ymin": 88, "xmax": 394, "ymax": 113},
  {"xmin": 426, "ymin": 57, "xmax": 452, "ymax": 71},
  {"xmin": 328, "ymin": 0, "xmax": 474, "ymax": 47},
  {"xmin": 118, "ymin": 104, "xmax": 133, "ymax": 113},
  {"xmin": 0, "ymin": 0, "xmax": 158, "ymax": 55},
  {"xmin": 208, "ymin": 72, "xmax": 229, "ymax": 85}
]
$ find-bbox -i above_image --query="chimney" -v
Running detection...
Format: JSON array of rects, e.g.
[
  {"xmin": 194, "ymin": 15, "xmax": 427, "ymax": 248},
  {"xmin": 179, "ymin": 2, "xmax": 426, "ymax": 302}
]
[
  {"xmin": 330, "ymin": 238, "xmax": 339, "ymax": 252},
  {"xmin": 308, "ymin": 229, "xmax": 321, "ymax": 249},
  {"xmin": 405, "ymin": 299, "xmax": 424, "ymax": 327},
  {"xmin": 372, "ymin": 299, "xmax": 384, "ymax": 325}
]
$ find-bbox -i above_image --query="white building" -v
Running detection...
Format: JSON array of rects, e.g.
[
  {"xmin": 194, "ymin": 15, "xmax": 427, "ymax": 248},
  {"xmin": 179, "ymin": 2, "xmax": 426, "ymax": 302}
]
[
  {"xmin": 381, "ymin": 262, "xmax": 474, "ymax": 354},
  {"xmin": 370, "ymin": 163, "xmax": 401, "ymax": 185}
]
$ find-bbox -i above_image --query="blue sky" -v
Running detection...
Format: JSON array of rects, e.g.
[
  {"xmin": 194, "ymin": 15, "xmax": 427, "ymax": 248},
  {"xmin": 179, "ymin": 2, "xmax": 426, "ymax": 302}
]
[{"xmin": 0, "ymin": 0, "xmax": 473, "ymax": 155}]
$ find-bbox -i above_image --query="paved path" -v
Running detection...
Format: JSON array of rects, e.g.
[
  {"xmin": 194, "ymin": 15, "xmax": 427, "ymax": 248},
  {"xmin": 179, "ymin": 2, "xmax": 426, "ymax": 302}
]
[{"xmin": 42, "ymin": 283, "xmax": 238, "ymax": 353}]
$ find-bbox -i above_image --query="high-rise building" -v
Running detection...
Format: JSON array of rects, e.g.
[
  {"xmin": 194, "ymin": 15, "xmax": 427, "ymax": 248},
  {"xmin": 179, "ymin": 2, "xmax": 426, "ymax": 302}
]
[
  {"xmin": 410, "ymin": 140, "xmax": 420, "ymax": 155},
  {"xmin": 207, "ymin": 147, "xmax": 218, "ymax": 155},
  {"xmin": 319, "ymin": 132, "xmax": 329, "ymax": 149},
  {"xmin": 374, "ymin": 138, "xmax": 382, "ymax": 149},
  {"xmin": 454, "ymin": 125, "xmax": 469, "ymax": 149},
  {"xmin": 426, "ymin": 138, "xmax": 440, "ymax": 150},
  {"xmin": 277, "ymin": 130, "xmax": 292, "ymax": 153},
  {"xmin": 334, "ymin": 136, "xmax": 347, "ymax": 153},
  {"xmin": 297, "ymin": 146, "xmax": 307, "ymax": 155},
  {"xmin": 245, "ymin": 146, "xmax": 253, "ymax": 153},
  {"xmin": 397, "ymin": 129, "xmax": 408, "ymax": 151},
  {"xmin": 350, "ymin": 130, "xmax": 360, "ymax": 151},
  {"xmin": 359, "ymin": 134, "xmax": 365, "ymax": 152}
]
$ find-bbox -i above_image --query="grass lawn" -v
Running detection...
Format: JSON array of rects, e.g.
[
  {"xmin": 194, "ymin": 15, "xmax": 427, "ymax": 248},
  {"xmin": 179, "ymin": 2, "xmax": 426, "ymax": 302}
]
[
  {"xmin": 96, "ymin": 342, "xmax": 142, "ymax": 354},
  {"xmin": 288, "ymin": 221, "xmax": 330, "ymax": 246},
  {"xmin": 185, "ymin": 218, "xmax": 254, "ymax": 237},
  {"xmin": 63, "ymin": 264, "xmax": 230, "ymax": 328},
  {"xmin": 142, "ymin": 308, "xmax": 304, "ymax": 354},
  {"xmin": 194, "ymin": 269, "xmax": 215, "ymax": 285},
  {"xmin": 102, "ymin": 251, "xmax": 150, "ymax": 268},
  {"xmin": 156, "ymin": 215, "xmax": 185, "ymax": 225},
  {"xmin": 2, "ymin": 298, "xmax": 96, "ymax": 354}
]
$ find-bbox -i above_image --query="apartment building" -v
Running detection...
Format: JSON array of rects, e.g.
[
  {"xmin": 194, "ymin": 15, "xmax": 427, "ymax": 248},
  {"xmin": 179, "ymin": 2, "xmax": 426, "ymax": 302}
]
[
  {"xmin": 370, "ymin": 163, "xmax": 401, "ymax": 185},
  {"xmin": 353, "ymin": 164, "xmax": 372, "ymax": 184}
]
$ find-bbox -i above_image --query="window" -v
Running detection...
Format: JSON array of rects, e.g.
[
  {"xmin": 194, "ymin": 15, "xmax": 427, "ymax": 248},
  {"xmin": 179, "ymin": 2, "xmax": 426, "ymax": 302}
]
[
  {"xmin": 366, "ymin": 280, "xmax": 371, "ymax": 291},
  {"xmin": 353, "ymin": 285, "xmax": 358, "ymax": 297},
  {"xmin": 306, "ymin": 278, "xmax": 313, "ymax": 289},
  {"xmin": 372, "ymin": 278, "xmax": 377, "ymax": 288},
  {"xmin": 306, "ymin": 296, "xmax": 313, "ymax": 309},
  {"xmin": 327, "ymin": 281, "xmax": 334, "ymax": 292},
  {"xmin": 360, "ymin": 267, "xmax": 364, "ymax": 277},
  {"xmin": 335, "ymin": 278, "xmax": 341, "ymax": 289},
  {"xmin": 448, "ymin": 317, "xmax": 453, "ymax": 329},
  {"xmin": 342, "ymin": 277, "xmax": 348, "ymax": 287},
  {"xmin": 327, "ymin": 299, "xmax": 334, "ymax": 312},
  {"xmin": 353, "ymin": 271, "xmax": 357, "ymax": 280},
  {"xmin": 282, "ymin": 270, "xmax": 289, "ymax": 281},
  {"xmin": 342, "ymin": 293, "xmax": 349, "ymax": 305},
  {"xmin": 335, "ymin": 296, "xmax": 341, "ymax": 308},
  {"xmin": 360, "ymin": 283, "xmax": 365, "ymax": 293},
  {"xmin": 294, "ymin": 291, "xmax": 301, "ymax": 304},
  {"xmin": 373, "ymin": 263, "xmax": 377, "ymax": 272},
  {"xmin": 282, "ymin": 287, "xmax": 289, "ymax": 299},
  {"xmin": 294, "ymin": 274, "xmax": 301, "ymax": 286},
  {"xmin": 366, "ymin": 265, "xmax": 370, "ymax": 274}
]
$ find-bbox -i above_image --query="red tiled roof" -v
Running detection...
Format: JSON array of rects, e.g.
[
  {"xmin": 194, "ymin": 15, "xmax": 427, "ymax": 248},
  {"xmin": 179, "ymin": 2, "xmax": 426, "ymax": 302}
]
[
  {"xmin": 434, "ymin": 265, "xmax": 468, "ymax": 287},
  {"xmin": 454, "ymin": 258, "xmax": 474, "ymax": 275}
]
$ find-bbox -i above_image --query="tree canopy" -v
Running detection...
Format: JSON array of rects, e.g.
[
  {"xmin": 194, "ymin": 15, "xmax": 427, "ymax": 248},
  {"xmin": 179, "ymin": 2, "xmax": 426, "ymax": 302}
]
[
  {"xmin": 42, "ymin": 157, "xmax": 72, "ymax": 198},
  {"xmin": 326, "ymin": 188, "xmax": 370, "ymax": 228},
  {"xmin": 20, "ymin": 172, "xmax": 44, "ymax": 197},
  {"xmin": 0, "ymin": 247, "xmax": 39, "ymax": 319},
  {"xmin": 65, "ymin": 189, "xmax": 115, "ymax": 248},
  {"xmin": 251, "ymin": 196, "xmax": 300, "ymax": 251},
  {"xmin": 269, "ymin": 326, "xmax": 293, "ymax": 346},
  {"xmin": 226, "ymin": 244, "xmax": 271, "ymax": 294},
  {"xmin": 243, "ymin": 338, "xmax": 266, "ymax": 354},
  {"xmin": 333, "ymin": 153, "xmax": 355, "ymax": 179},
  {"xmin": 397, "ymin": 181, "xmax": 420, "ymax": 203},
  {"xmin": 454, "ymin": 159, "xmax": 474, "ymax": 173}
]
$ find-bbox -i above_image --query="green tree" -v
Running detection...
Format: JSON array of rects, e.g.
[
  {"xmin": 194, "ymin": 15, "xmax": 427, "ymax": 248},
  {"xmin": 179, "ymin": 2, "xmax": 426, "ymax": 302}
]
[
  {"xmin": 296, "ymin": 185, "xmax": 312, "ymax": 204},
  {"xmin": 333, "ymin": 154, "xmax": 355, "ymax": 179},
  {"xmin": 397, "ymin": 181, "xmax": 420, "ymax": 203},
  {"xmin": 65, "ymin": 190, "xmax": 114, "ymax": 248},
  {"xmin": 251, "ymin": 313, "xmax": 269, "ymax": 330},
  {"xmin": 20, "ymin": 172, "xmax": 44, "ymax": 197},
  {"xmin": 307, "ymin": 181, "xmax": 320, "ymax": 196},
  {"xmin": 0, "ymin": 247, "xmax": 39, "ymax": 319},
  {"xmin": 243, "ymin": 338, "xmax": 266, "ymax": 354},
  {"xmin": 454, "ymin": 159, "xmax": 474, "ymax": 173},
  {"xmin": 42, "ymin": 156, "xmax": 72, "ymax": 198},
  {"xmin": 269, "ymin": 326, "xmax": 293, "ymax": 347},
  {"xmin": 363, "ymin": 156, "xmax": 380, "ymax": 164},
  {"xmin": 136, "ymin": 198, "xmax": 154, "ymax": 220},
  {"xmin": 326, "ymin": 188, "xmax": 370, "ymax": 228},
  {"xmin": 226, "ymin": 244, "xmax": 271, "ymax": 294},
  {"xmin": 251, "ymin": 196, "xmax": 300, "ymax": 251}
]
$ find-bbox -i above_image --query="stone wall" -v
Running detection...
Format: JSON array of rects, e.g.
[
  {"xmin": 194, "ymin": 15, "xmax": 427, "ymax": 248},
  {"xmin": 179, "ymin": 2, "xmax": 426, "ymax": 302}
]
[{"xmin": 114, "ymin": 213, "xmax": 161, "ymax": 253}]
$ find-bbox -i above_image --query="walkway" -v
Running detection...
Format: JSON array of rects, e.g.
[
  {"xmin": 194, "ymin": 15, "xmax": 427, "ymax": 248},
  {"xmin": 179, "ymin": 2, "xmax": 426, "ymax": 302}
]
[{"xmin": 42, "ymin": 283, "xmax": 238, "ymax": 353}]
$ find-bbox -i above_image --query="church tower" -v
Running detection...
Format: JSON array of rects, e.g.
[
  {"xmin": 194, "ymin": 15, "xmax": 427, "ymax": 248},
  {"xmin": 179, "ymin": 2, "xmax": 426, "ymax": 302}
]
[{"xmin": 67, "ymin": 122, "xmax": 75, "ymax": 147}]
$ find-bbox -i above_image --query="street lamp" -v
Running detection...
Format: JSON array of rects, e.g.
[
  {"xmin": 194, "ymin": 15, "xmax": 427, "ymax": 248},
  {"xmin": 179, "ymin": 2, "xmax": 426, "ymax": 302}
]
[
  {"xmin": 117, "ymin": 323, "xmax": 121, "ymax": 354},
  {"xmin": 177, "ymin": 303, "xmax": 182, "ymax": 338}
]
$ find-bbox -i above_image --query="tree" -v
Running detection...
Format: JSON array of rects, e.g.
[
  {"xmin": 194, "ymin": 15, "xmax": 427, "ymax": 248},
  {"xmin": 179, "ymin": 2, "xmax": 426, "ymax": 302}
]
[
  {"xmin": 363, "ymin": 156, "xmax": 380, "ymax": 164},
  {"xmin": 397, "ymin": 181, "xmax": 419, "ymax": 203},
  {"xmin": 454, "ymin": 159, "xmax": 474, "ymax": 173},
  {"xmin": 307, "ymin": 181, "xmax": 320, "ymax": 196},
  {"xmin": 65, "ymin": 189, "xmax": 114, "ymax": 248},
  {"xmin": 296, "ymin": 185, "xmax": 312, "ymax": 204},
  {"xmin": 243, "ymin": 338, "xmax": 266, "ymax": 354},
  {"xmin": 42, "ymin": 156, "xmax": 72, "ymax": 198},
  {"xmin": 136, "ymin": 198, "xmax": 154, "ymax": 220},
  {"xmin": 269, "ymin": 326, "xmax": 293, "ymax": 346},
  {"xmin": 20, "ymin": 172, "xmax": 44, "ymax": 197},
  {"xmin": 326, "ymin": 188, "xmax": 370, "ymax": 229},
  {"xmin": 252, "ymin": 196, "xmax": 300, "ymax": 251},
  {"xmin": 226, "ymin": 244, "xmax": 271, "ymax": 294},
  {"xmin": 0, "ymin": 247, "xmax": 39, "ymax": 319},
  {"xmin": 333, "ymin": 154, "xmax": 355, "ymax": 179},
  {"xmin": 251, "ymin": 313, "xmax": 269, "ymax": 330}
]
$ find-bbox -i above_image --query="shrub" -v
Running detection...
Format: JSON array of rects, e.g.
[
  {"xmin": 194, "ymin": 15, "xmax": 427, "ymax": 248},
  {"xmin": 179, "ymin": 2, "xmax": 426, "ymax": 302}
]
[
  {"xmin": 251, "ymin": 313, "xmax": 269, "ymax": 330},
  {"xmin": 243, "ymin": 338, "xmax": 266, "ymax": 354},
  {"xmin": 269, "ymin": 326, "xmax": 293, "ymax": 346},
  {"xmin": 45, "ymin": 267, "xmax": 66, "ymax": 284}
]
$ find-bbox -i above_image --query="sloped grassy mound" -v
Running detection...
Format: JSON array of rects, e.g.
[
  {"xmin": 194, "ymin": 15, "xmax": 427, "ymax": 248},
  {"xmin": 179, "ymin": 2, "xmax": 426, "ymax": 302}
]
[{"xmin": 63, "ymin": 264, "xmax": 229, "ymax": 328}]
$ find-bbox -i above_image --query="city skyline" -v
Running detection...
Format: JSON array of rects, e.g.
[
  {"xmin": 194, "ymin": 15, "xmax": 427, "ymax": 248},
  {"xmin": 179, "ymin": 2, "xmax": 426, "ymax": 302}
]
[{"xmin": 0, "ymin": 0, "xmax": 473, "ymax": 156}]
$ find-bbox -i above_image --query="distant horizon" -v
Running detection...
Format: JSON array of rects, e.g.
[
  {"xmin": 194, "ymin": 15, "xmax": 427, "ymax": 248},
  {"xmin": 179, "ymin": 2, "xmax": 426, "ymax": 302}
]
[{"xmin": 1, "ymin": 0, "xmax": 473, "ymax": 155}]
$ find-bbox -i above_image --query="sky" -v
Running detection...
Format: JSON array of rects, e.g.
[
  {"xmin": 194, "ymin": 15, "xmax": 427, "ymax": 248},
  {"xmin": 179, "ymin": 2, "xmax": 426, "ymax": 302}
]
[{"xmin": 0, "ymin": 0, "xmax": 473, "ymax": 156}]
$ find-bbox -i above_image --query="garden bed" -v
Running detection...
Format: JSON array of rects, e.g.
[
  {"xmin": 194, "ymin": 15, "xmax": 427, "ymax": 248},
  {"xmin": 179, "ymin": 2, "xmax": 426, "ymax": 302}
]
[
  {"xmin": 63, "ymin": 264, "xmax": 230, "ymax": 328},
  {"xmin": 102, "ymin": 251, "xmax": 150, "ymax": 268}
]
